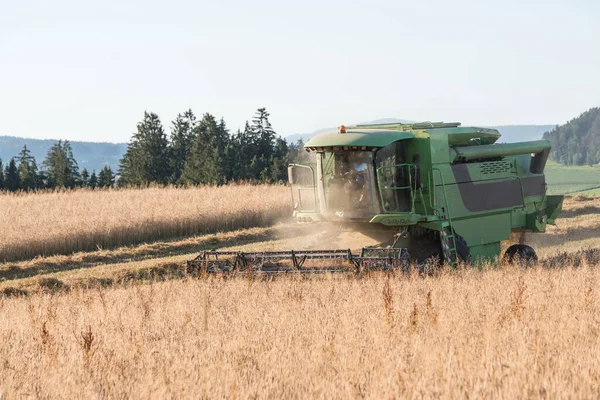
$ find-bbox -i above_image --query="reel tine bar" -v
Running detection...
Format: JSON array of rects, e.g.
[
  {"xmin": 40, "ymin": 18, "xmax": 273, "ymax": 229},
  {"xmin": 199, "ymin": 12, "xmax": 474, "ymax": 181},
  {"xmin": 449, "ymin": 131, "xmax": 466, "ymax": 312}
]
[{"xmin": 186, "ymin": 248, "xmax": 409, "ymax": 275}]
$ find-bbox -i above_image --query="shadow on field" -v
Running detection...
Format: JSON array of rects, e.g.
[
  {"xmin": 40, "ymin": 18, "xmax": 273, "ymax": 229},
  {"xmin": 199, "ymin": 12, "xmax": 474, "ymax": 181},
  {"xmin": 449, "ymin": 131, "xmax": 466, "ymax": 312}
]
[
  {"xmin": 0, "ymin": 226, "xmax": 305, "ymax": 282},
  {"xmin": 529, "ymin": 223, "xmax": 600, "ymax": 250},
  {"xmin": 542, "ymin": 248, "xmax": 600, "ymax": 268},
  {"xmin": 559, "ymin": 206, "xmax": 600, "ymax": 218}
]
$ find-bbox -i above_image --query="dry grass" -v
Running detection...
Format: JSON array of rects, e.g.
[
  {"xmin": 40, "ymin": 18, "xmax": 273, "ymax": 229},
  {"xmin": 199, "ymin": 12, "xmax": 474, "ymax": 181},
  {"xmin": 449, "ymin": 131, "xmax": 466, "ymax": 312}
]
[
  {"xmin": 1, "ymin": 191, "xmax": 600, "ymax": 397},
  {"xmin": 0, "ymin": 268, "xmax": 599, "ymax": 398},
  {"xmin": 0, "ymin": 185, "xmax": 290, "ymax": 262}
]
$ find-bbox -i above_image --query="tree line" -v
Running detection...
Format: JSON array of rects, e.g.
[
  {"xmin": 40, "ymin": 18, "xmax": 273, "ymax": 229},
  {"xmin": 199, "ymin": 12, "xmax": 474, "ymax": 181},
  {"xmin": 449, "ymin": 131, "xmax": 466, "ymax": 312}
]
[
  {"xmin": 118, "ymin": 107, "xmax": 306, "ymax": 186},
  {"xmin": 0, "ymin": 141, "xmax": 116, "ymax": 192},
  {"xmin": 544, "ymin": 107, "xmax": 600, "ymax": 166},
  {"xmin": 0, "ymin": 107, "xmax": 308, "ymax": 192}
]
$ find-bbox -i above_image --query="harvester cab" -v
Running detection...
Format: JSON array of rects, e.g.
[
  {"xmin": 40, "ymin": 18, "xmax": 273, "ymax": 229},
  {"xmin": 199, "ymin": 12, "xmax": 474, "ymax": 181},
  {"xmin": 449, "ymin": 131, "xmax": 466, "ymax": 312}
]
[{"xmin": 188, "ymin": 121, "xmax": 563, "ymax": 275}]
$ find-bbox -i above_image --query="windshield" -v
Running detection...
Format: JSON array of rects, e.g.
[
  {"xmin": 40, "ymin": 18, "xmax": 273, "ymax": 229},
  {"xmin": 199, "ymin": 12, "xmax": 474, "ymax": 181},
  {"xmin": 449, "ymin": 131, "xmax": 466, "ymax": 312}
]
[{"xmin": 321, "ymin": 151, "xmax": 376, "ymax": 217}]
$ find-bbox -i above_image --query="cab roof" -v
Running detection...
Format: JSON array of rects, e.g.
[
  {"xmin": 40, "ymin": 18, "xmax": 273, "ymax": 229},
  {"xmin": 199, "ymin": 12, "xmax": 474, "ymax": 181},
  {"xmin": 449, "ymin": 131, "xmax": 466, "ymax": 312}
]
[
  {"xmin": 305, "ymin": 129, "xmax": 414, "ymax": 150},
  {"xmin": 304, "ymin": 122, "xmax": 501, "ymax": 151}
]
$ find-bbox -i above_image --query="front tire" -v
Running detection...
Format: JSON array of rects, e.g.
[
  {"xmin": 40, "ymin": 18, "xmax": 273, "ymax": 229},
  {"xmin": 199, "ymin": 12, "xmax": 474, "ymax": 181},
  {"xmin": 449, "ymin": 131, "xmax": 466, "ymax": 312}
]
[{"xmin": 504, "ymin": 244, "xmax": 538, "ymax": 264}]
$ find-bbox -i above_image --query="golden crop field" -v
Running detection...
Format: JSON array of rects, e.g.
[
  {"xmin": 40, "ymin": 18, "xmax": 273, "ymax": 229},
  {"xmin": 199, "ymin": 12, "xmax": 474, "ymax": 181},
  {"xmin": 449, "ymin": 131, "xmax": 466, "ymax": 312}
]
[
  {"xmin": 0, "ymin": 185, "xmax": 290, "ymax": 262},
  {"xmin": 1, "ymin": 268, "xmax": 599, "ymax": 398},
  {"xmin": 0, "ymin": 189, "xmax": 599, "ymax": 398}
]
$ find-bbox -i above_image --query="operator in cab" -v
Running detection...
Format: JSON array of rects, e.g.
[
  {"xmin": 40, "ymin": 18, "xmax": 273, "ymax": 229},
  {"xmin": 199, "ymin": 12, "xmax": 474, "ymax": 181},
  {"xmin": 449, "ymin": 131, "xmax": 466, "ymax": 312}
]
[{"xmin": 343, "ymin": 155, "xmax": 371, "ymax": 211}]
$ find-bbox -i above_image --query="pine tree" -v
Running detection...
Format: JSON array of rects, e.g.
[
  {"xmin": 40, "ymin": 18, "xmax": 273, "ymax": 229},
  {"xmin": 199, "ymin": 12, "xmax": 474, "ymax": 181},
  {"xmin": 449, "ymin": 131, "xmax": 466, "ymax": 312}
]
[
  {"xmin": 169, "ymin": 109, "xmax": 197, "ymax": 184},
  {"xmin": 233, "ymin": 122, "xmax": 255, "ymax": 180},
  {"xmin": 98, "ymin": 168, "xmax": 106, "ymax": 187},
  {"xmin": 89, "ymin": 171, "xmax": 98, "ymax": 188},
  {"xmin": 42, "ymin": 140, "xmax": 79, "ymax": 188},
  {"xmin": 0, "ymin": 159, "xmax": 4, "ymax": 191},
  {"xmin": 250, "ymin": 107, "xmax": 277, "ymax": 179},
  {"xmin": 98, "ymin": 166, "xmax": 115, "ymax": 188},
  {"xmin": 216, "ymin": 118, "xmax": 232, "ymax": 181},
  {"xmin": 288, "ymin": 138, "xmax": 311, "ymax": 164},
  {"xmin": 222, "ymin": 141, "xmax": 237, "ymax": 182},
  {"xmin": 118, "ymin": 111, "xmax": 172, "ymax": 186},
  {"xmin": 36, "ymin": 170, "xmax": 49, "ymax": 189},
  {"xmin": 181, "ymin": 113, "xmax": 223, "ymax": 185},
  {"xmin": 80, "ymin": 168, "xmax": 90, "ymax": 187},
  {"xmin": 215, "ymin": 118, "xmax": 231, "ymax": 156},
  {"xmin": 270, "ymin": 137, "xmax": 290, "ymax": 182},
  {"xmin": 16, "ymin": 145, "xmax": 39, "ymax": 191},
  {"xmin": 4, "ymin": 158, "xmax": 21, "ymax": 191}
]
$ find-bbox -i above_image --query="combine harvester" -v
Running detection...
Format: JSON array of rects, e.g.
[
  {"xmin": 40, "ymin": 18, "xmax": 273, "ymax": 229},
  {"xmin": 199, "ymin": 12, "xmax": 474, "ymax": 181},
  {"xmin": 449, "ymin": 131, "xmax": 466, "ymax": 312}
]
[{"xmin": 188, "ymin": 122, "xmax": 563, "ymax": 274}]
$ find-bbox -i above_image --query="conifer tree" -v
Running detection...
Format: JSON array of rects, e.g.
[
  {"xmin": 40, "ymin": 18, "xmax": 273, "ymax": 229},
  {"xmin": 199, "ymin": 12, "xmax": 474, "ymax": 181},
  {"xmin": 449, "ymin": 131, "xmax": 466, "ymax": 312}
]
[
  {"xmin": 89, "ymin": 171, "xmax": 98, "ymax": 188},
  {"xmin": 216, "ymin": 118, "xmax": 234, "ymax": 181},
  {"xmin": 288, "ymin": 138, "xmax": 311, "ymax": 164},
  {"xmin": 182, "ymin": 113, "xmax": 222, "ymax": 185},
  {"xmin": 4, "ymin": 158, "xmax": 21, "ymax": 192},
  {"xmin": 269, "ymin": 137, "xmax": 290, "ymax": 182},
  {"xmin": 16, "ymin": 145, "xmax": 39, "ymax": 190},
  {"xmin": 36, "ymin": 170, "xmax": 48, "ymax": 189},
  {"xmin": 169, "ymin": 109, "xmax": 197, "ymax": 184},
  {"xmin": 118, "ymin": 111, "xmax": 171, "ymax": 186},
  {"xmin": 80, "ymin": 168, "xmax": 90, "ymax": 187},
  {"xmin": 98, "ymin": 166, "xmax": 115, "ymax": 188},
  {"xmin": 233, "ymin": 122, "xmax": 254, "ymax": 180},
  {"xmin": 0, "ymin": 159, "xmax": 4, "ymax": 191},
  {"xmin": 42, "ymin": 140, "xmax": 79, "ymax": 188},
  {"xmin": 251, "ymin": 108, "xmax": 276, "ymax": 178}
]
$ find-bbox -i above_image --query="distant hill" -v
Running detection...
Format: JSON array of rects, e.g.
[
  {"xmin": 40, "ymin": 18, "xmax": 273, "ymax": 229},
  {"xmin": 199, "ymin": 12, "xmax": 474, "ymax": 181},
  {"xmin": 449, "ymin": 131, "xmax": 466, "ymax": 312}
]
[
  {"xmin": 543, "ymin": 107, "xmax": 600, "ymax": 166},
  {"xmin": 285, "ymin": 119, "xmax": 554, "ymax": 144},
  {"xmin": 0, "ymin": 136, "xmax": 127, "ymax": 173}
]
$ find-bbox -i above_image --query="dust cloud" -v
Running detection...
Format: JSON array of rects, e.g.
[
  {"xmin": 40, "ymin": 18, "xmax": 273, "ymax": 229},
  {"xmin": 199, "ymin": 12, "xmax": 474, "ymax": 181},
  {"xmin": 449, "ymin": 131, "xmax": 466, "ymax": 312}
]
[{"xmin": 273, "ymin": 222, "xmax": 391, "ymax": 253}]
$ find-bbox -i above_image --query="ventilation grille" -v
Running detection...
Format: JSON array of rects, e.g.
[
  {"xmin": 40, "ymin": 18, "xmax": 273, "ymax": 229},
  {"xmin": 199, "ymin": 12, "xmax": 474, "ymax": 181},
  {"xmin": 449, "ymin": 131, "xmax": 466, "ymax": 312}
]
[{"xmin": 480, "ymin": 161, "xmax": 511, "ymax": 175}]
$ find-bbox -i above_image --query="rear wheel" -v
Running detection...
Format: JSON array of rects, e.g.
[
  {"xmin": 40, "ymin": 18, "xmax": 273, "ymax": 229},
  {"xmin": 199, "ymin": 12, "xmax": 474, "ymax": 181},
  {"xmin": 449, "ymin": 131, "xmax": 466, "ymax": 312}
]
[{"xmin": 504, "ymin": 244, "xmax": 538, "ymax": 264}]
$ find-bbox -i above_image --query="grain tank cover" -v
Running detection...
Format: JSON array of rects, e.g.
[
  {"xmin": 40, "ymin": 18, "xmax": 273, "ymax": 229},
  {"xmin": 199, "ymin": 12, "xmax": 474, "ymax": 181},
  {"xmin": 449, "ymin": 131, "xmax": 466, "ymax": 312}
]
[{"xmin": 446, "ymin": 127, "xmax": 502, "ymax": 146}]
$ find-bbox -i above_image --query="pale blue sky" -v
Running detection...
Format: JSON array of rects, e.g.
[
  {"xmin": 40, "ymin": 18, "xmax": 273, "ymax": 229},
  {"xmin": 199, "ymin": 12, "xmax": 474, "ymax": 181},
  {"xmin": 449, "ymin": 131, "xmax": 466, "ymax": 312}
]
[{"xmin": 1, "ymin": 0, "xmax": 598, "ymax": 142}]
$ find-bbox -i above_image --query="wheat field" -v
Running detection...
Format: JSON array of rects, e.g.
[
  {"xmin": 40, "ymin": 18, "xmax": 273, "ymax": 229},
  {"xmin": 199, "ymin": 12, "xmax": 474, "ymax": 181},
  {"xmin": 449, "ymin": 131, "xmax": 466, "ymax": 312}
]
[
  {"xmin": 1, "ymin": 190, "xmax": 600, "ymax": 398},
  {"xmin": 0, "ymin": 185, "xmax": 290, "ymax": 262},
  {"xmin": 0, "ymin": 268, "xmax": 599, "ymax": 398}
]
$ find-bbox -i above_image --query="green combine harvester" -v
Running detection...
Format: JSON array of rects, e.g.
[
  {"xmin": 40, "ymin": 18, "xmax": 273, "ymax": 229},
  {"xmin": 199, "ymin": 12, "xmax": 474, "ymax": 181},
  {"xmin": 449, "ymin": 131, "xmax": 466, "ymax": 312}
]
[{"xmin": 188, "ymin": 121, "xmax": 563, "ymax": 274}]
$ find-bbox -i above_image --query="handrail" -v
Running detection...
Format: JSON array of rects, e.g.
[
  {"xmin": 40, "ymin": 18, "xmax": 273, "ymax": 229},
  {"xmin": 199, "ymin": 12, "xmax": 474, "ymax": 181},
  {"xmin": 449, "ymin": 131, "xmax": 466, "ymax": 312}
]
[
  {"xmin": 430, "ymin": 167, "xmax": 459, "ymax": 265},
  {"xmin": 430, "ymin": 167, "xmax": 453, "ymax": 227}
]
